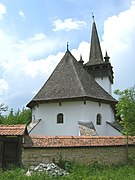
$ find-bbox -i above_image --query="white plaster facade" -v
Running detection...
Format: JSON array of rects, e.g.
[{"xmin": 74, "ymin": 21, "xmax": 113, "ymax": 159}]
[
  {"xmin": 95, "ymin": 77, "xmax": 112, "ymax": 95},
  {"xmin": 30, "ymin": 100, "xmax": 120, "ymax": 136}
]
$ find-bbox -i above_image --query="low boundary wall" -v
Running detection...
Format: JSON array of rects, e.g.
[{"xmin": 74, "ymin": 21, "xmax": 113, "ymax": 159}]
[{"xmin": 22, "ymin": 136, "xmax": 135, "ymax": 167}]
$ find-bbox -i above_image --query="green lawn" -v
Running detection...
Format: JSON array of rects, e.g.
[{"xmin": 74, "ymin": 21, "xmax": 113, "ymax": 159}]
[{"xmin": 0, "ymin": 163, "xmax": 135, "ymax": 180}]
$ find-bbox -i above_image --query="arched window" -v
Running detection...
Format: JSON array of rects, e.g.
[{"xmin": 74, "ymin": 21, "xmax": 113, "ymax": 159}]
[
  {"xmin": 57, "ymin": 113, "xmax": 64, "ymax": 124},
  {"xmin": 96, "ymin": 113, "xmax": 102, "ymax": 125}
]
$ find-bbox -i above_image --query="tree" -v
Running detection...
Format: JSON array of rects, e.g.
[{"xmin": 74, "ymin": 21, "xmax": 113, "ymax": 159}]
[
  {"xmin": 115, "ymin": 86, "xmax": 135, "ymax": 162},
  {"xmin": 0, "ymin": 103, "xmax": 8, "ymax": 114},
  {"xmin": 1, "ymin": 107, "xmax": 31, "ymax": 125},
  {"xmin": 0, "ymin": 103, "xmax": 8, "ymax": 123},
  {"xmin": 114, "ymin": 86, "xmax": 135, "ymax": 136}
]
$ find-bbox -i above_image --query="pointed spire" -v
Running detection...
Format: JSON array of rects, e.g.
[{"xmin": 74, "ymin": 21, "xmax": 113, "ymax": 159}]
[
  {"xmin": 67, "ymin": 42, "xmax": 69, "ymax": 51},
  {"xmin": 104, "ymin": 51, "xmax": 110, "ymax": 62},
  {"xmin": 89, "ymin": 18, "xmax": 103, "ymax": 64},
  {"xmin": 78, "ymin": 54, "xmax": 84, "ymax": 65},
  {"xmin": 80, "ymin": 54, "xmax": 83, "ymax": 61}
]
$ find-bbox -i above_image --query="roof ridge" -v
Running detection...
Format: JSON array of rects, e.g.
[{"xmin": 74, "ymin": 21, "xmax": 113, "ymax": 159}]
[{"xmin": 71, "ymin": 58, "xmax": 86, "ymax": 95}]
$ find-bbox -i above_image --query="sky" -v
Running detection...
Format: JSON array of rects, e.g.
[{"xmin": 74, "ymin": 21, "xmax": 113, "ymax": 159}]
[{"xmin": 0, "ymin": 0, "xmax": 135, "ymax": 112}]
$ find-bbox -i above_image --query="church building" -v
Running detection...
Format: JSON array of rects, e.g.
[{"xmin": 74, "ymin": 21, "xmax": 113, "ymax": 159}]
[{"xmin": 27, "ymin": 19, "xmax": 121, "ymax": 136}]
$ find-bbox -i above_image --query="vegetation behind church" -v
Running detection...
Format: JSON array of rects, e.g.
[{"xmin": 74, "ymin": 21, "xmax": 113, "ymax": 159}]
[
  {"xmin": 0, "ymin": 106, "xmax": 31, "ymax": 125},
  {"xmin": 115, "ymin": 85, "xmax": 135, "ymax": 136}
]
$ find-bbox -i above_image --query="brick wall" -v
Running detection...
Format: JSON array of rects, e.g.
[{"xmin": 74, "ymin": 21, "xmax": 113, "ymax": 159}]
[{"xmin": 22, "ymin": 145, "xmax": 135, "ymax": 167}]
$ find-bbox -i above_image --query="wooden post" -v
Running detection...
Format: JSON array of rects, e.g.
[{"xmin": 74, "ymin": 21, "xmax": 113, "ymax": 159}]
[
  {"xmin": 0, "ymin": 142, "xmax": 3, "ymax": 169},
  {"xmin": 126, "ymin": 135, "xmax": 129, "ymax": 163}
]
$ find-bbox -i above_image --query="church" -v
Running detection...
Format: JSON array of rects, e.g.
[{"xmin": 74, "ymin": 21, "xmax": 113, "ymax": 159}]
[{"xmin": 27, "ymin": 19, "xmax": 121, "ymax": 136}]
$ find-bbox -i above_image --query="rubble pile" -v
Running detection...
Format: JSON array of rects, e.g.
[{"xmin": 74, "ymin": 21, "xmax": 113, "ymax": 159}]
[{"xmin": 26, "ymin": 163, "xmax": 69, "ymax": 177}]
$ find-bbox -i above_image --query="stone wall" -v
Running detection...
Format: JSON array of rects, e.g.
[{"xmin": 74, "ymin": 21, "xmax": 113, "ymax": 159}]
[{"xmin": 22, "ymin": 145, "xmax": 135, "ymax": 167}]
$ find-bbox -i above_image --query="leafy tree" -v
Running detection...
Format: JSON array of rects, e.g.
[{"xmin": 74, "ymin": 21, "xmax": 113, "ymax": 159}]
[
  {"xmin": 15, "ymin": 107, "xmax": 31, "ymax": 125},
  {"xmin": 114, "ymin": 86, "xmax": 135, "ymax": 136},
  {"xmin": 0, "ymin": 103, "xmax": 8, "ymax": 114},
  {"xmin": 0, "ymin": 103, "xmax": 8, "ymax": 123},
  {"xmin": 1, "ymin": 107, "xmax": 31, "ymax": 125}
]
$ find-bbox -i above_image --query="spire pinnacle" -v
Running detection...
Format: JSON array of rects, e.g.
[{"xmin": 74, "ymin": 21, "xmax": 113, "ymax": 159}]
[
  {"xmin": 78, "ymin": 54, "xmax": 84, "ymax": 65},
  {"xmin": 104, "ymin": 50, "xmax": 110, "ymax": 62},
  {"xmin": 80, "ymin": 54, "xmax": 83, "ymax": 61},
  {"xmin": 92, "ymin": 12, "xmax": 95, "ymax": 22},
  {"xmin": 67, "ymin": 42, "xmax": 69, "ymax": 51}
]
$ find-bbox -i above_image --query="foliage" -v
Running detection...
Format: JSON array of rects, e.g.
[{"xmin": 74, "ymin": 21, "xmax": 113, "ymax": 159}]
[
  {"xmin": 0, "ymin": 103, "xmax": 8, "ymax": 123},
  {"xmin": 0, "ymin": 103, "xmax": 8, "ymax": 114},
  {"xmin": 0, "ymin": 164, "xmax": 135, "ymax": 180},
  {"xmin": 114, "ymin": 86, "xmax": 135, "ymax": 136},
  {"xmin": 0, "ymin": 107, "xmax": 31, "ymax": 125}
]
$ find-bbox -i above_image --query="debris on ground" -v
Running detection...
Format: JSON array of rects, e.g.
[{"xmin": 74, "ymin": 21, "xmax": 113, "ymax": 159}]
[{"xmin": 26, "ymin": 163, "xmax": 69, "ymax": 177}]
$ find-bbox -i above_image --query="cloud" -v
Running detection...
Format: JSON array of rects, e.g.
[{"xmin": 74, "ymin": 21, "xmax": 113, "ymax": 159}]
[
  {"xmin": 0, "ymin": 79, "xmax": 8, "ymax": 96},
  {"xmin": 21, "ymin": 52, "xmax": 64, "ymax": 79},
  {"xmin": 53, "ymin": 18, "xmax": 87, "ymax": 31},
  {"xmin": 100, "ymin": 0, "xmax": 135, "ymax": 90},
  {"xmin": 32, "ymin": 33, "xmax": 46, "ymax": 41},
  {"xmin": 18, "ymin": 10, "xmax": 25, "ymax": 19},
  {"xmin": 1, "ymin": 50, "xmax": 64, "ymax": 109},
  {"xmin": 0, "ymin": 3, "xmax": 6, "ymax": 20},
  {"xmin": 0, "ymin": 27, "xmax": 65, "ymax": 109},
  {"xmin": 71, "ymin": 41, "xmax": 89, "ymax": 62},
  {"xmin": 10, "ymin": 32, "xmax": 65, "ymax": 60}
]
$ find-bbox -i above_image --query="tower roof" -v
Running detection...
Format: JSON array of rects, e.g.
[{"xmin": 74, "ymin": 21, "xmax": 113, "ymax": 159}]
[
  {"xmin": 84, "ymin": 20, "xmax": 114, "ymax": 84},
  {"xmin": 27, "ymin": 50, "xmax": 117, "ymax": 108},
  {"xmin": 86, "ymin": 21, "xmax": 103, "ymax": 66}
]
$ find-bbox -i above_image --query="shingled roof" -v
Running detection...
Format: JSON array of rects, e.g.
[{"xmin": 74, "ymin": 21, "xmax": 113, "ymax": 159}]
[
  {"xmin": 27, "ymin": 50, "xmax": 117, "ymax": 108},
  {"xmin": 86, "ymin": 21, "xmax": 104, "ymax": 66},
  {"xmin": 24, "ymin": 135, "xmax": 135, "ymax": 148},
  {"xmin": 0, "ymin": 124, "xmax": 27, "ymax": 136}
]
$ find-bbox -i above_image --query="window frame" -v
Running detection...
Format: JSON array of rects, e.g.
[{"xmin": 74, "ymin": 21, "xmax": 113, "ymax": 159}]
[
  {"xmin": 57, "ymin": 113, "xmax": 64, "ymax": 124},
  {"xmin": 96, "ymin": 113, "xmax": 102, "ymax": 125}
]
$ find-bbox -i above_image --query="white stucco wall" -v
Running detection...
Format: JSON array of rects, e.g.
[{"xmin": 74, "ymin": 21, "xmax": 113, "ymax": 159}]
[
  {"xmin": 30, "ymin": 100, "xmax": 118, "ymax": 136},
  {"xmin": 95, "ymin": 77, "xmax": 112, "ymax": 95},
  {"xmin": 106, "ymin": 123, "xmax": 121, "ymax": 136}
]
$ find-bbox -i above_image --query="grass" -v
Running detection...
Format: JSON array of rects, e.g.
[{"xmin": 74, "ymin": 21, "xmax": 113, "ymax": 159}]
[{"xmin": 0, "ymin": 163, "xmax": 135, "ymax": 180}]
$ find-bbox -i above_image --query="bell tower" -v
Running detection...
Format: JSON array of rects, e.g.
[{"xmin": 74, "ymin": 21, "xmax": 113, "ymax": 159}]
[{"xmin": 84, "ymin": 18, "xmax": 114, "ymax": 95}]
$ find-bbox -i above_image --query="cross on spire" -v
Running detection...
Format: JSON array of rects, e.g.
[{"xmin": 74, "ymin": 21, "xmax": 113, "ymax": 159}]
[
  {"xmin": 92, "ymin": 12, "xmax": 95, "ymax": 22},
  {"xmin": 67, "ymin": 42, "xmax": 69, "ymax": 51}
]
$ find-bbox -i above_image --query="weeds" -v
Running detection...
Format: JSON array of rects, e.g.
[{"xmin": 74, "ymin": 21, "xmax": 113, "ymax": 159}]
[{"xmin": 0, "ymin": 163, "xmax": 135, "ymax": 180}]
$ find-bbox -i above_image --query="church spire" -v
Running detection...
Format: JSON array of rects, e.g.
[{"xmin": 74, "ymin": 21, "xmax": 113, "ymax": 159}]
[
  {"xmin": 89, "ymin": 18, "xmax": 103, "ymax": 64},
  {"xmin": 84, "ymin": 18, "xmax": 114, "ymax": 93}
]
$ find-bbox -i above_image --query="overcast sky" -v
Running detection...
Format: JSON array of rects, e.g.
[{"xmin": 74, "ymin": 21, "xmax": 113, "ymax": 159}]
[{"xmin": 0, "ymin": 0, "xmax": 134, "ymax": 111}]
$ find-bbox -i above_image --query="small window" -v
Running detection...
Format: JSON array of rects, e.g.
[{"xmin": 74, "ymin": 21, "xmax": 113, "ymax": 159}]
[
  {"xmin": 96, "ymin": 113, "xmax": 102, "ymax": 125},
  {"xmin": 57, "ymin": 113, "xmax": 64, "ymax": 124}
]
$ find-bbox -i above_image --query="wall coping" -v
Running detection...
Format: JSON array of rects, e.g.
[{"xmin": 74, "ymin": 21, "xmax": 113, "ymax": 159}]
[{"xmin": 23, "ymin": 135, "xmax": 135, "ymax": 148}]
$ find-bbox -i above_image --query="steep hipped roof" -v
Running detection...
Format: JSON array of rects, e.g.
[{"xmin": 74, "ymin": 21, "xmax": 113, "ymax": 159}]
[
  {"xmin": 86, "ymin": 21, "xmax": 103, "ymax": 66},
  {"xmin": 27, "ymin": 50, "xmax": 117, "ymax": 108}
]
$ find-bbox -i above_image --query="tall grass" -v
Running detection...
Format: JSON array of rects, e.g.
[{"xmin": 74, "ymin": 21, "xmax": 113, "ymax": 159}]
[{"xmin": 0, "ymin": 163, "xmax": 135, "ymax": 180}]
